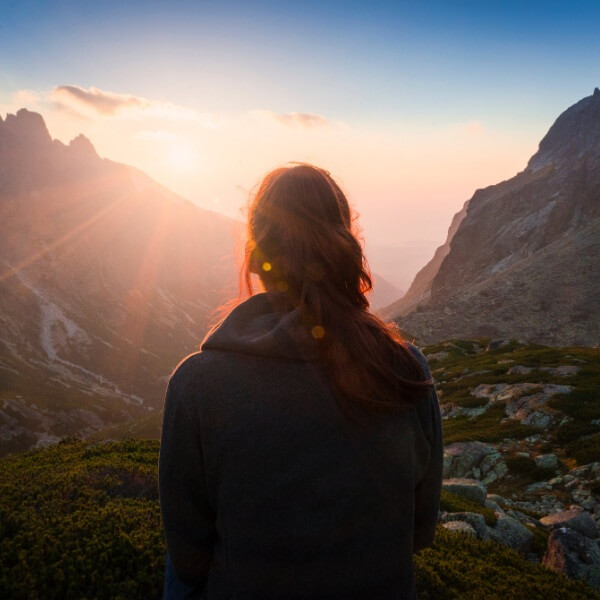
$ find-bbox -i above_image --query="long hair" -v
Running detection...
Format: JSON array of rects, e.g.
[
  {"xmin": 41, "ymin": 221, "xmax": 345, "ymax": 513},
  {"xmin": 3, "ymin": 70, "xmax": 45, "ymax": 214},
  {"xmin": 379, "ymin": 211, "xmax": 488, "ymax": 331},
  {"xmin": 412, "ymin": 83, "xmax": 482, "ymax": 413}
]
[{"xmin": 240, "ymin": 163, "xmax": 433, "ymax": 416}]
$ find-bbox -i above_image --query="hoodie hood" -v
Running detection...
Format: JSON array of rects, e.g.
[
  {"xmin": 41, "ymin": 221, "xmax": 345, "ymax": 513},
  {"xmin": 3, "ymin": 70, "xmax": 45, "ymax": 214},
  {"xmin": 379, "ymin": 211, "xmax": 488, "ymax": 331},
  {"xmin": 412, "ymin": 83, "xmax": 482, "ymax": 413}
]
[{"xmin": 201, "ymin": 292, "xmax": 320, "ymax": 361}]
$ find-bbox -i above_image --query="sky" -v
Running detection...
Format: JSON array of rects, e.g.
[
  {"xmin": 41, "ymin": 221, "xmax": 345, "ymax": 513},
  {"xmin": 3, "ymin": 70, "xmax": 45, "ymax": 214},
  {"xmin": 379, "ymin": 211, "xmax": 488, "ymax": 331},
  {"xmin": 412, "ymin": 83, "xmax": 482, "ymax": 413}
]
[{"xmin": 2, "ymin": 0, "xmax": 600, "ymax": 288}]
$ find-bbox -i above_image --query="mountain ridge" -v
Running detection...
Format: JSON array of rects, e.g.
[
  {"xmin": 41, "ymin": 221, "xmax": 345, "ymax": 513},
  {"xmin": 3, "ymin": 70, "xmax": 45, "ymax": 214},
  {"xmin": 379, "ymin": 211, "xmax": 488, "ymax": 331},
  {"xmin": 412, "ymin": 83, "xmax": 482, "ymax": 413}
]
[{"xmin": 385, "ymin": 89, "xmax": 600, "ymax": 346}]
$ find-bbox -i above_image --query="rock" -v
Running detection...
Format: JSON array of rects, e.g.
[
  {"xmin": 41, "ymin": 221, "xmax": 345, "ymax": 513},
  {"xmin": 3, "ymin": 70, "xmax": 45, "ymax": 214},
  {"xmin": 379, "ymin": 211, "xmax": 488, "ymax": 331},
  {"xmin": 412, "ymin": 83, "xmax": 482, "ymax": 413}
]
[
  {"xmin": 442, "ymin": 478, "xmax": 487, "ymax": 506},
  {"xmin": 487, "ymin": 494, "xmax": 507, "ymax": 506},
  {"xmin": 506, "ymin": 510, "xmax": 542, "ymax": 528},
  {"xmin": 485, "ymin": 498, "xmax": 505, "ymax": 513},
  {"xmin": 443, "ymin": 441, "xmax": 507, "ymax": 484},
  {"xmin": 525, "ymin": 481, "xmax": 552, "ymax": 493},
  {"xmin": 548, "ymin": 476, "xmax": 563, "ymax": 486},
  {"xmin": 534, "ymin": 453, "xmax": 560, "ymax": 471},
  {"xmin": 543, "ymin": 527, "xmax": 600, "ymax": 587},
  {"xmin": 486, "ymin": 339, "xmax": 510, "ymax": 351},
  {"xmin": 440, "ymin": 511, "xmax": 489, "ymax": 540},
  {"xmin": 540, "ymin": 508, "xmax": 600, "ymax": 539},
  {"xmin": 424, "ymin": 351, "xmax": 449, "ymax": 361},
  {"xmin": 539, "ymin": 365, "xmax": 580, "ymax": 377},
  {"xmin": 488, "ymin": 513, "xmax": 534, "ymax": 552},
  {"xmin": 442, "ymin": 520, "xmax": 477, "ymax": 537},
  {"xmin": 507, "ymin": 365, "xmax": 534, "ymax": 374}
]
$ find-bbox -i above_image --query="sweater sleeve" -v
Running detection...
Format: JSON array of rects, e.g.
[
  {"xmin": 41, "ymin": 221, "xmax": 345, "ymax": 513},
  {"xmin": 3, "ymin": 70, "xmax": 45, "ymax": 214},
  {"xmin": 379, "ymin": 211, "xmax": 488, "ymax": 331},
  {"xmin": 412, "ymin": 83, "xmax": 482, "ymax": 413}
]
[
  {"xmin": 406, "ymin": 344, "xmax": 444, "ymax": 553},
  {"xmin": 159, "ymin": 356, "xmax": 216, "ymax": 588}
]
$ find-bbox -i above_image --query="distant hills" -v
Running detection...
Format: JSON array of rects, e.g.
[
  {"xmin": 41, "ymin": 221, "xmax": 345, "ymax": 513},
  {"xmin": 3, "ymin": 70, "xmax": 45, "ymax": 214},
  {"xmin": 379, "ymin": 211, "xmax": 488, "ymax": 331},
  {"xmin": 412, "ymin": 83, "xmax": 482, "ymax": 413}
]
[
  {"xmin": 0, "ymin": 109, "xmax": 242, "ymax": 454},
  {"xmin": 384, "ymin": 89, "xmax": 600, "ymax": 347}
]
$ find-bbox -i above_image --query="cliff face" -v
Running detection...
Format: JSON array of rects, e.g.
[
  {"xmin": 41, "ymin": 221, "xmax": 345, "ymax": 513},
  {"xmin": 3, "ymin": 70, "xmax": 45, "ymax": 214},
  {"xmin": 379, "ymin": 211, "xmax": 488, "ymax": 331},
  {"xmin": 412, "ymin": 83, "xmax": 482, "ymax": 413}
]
[
  {"xmin": 389, "ymin": 90, "xmax": 600, "ymax": 346},
  {"xmin": 0, "ymin": 109, "xmax": 242, "ymax": 454}
]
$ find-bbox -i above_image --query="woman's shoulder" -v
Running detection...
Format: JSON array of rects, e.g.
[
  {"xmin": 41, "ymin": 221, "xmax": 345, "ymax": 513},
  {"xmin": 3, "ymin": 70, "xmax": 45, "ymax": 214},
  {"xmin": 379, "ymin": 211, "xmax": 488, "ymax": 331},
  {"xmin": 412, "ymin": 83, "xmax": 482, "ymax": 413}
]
[{"xmin": 401, "ymin": 340, "xmax": 432, "ymax": 379}]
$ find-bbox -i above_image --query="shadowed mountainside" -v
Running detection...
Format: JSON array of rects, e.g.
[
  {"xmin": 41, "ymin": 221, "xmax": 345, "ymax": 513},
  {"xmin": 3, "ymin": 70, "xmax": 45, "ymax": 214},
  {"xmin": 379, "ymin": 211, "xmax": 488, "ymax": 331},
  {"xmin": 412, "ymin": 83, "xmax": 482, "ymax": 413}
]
[
  {"xmin": 0, "ymin": 109, "xmax": 243, "ymax": 454},
  {"xmin": 384, "ymin": 89, "xmax": 600, "ymax": 346}
]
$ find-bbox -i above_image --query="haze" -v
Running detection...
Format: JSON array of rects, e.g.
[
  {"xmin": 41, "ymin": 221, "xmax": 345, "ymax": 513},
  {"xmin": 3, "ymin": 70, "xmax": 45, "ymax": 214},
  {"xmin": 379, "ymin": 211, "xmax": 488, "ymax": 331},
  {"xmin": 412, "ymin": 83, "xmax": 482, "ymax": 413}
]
[{"xmin": 2, "ymin": 0, "xmax": 599, "ymax": 289}]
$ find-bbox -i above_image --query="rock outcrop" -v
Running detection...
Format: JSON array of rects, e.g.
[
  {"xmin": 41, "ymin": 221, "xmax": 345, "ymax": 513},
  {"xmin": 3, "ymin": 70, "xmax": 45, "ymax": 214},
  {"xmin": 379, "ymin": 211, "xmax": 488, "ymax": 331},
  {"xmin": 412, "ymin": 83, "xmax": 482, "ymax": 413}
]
[{"xmin": 387, "ymin": 89, "xmax": 600, "ymax": 346}]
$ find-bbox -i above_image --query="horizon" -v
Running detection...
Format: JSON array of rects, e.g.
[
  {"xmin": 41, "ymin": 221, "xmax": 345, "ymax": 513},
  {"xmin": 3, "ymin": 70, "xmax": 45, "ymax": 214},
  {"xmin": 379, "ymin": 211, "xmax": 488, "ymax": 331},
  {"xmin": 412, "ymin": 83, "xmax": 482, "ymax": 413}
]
[{"xmin": 2, "ymin": 1, "xmax": 600, "ymax": 288}]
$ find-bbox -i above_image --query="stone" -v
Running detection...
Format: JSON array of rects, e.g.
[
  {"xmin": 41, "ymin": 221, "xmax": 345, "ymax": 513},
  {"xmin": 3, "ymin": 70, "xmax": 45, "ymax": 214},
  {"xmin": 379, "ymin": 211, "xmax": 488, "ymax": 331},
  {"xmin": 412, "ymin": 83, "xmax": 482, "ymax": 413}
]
[
  {"xmin": 425, "ymin": 351, "xmax": 449, "ymax": 361},
  {"xmin": 443, "ymin": 441, "xmax": 507, "ymax": 484},
  {"xmin": 534, "ymin": 453, "xmax": 560, "ymax": 471},
  {"xmin": 543, "ymin": 527, "xmax": 600, "ymax": 587},
  {"xmin": 525, "ymin": 481, "xmax": 551, "ymax": 493},
  {"xmin": 442, "ymin": 520, "xmax": 477, "ymax": 537},
  {"xmin": 540, "ymin": 508, "xmax": 600, "ymax": 539},
  {"xmin": 488, "ymin": 514, "xmax": 534, "ymax": 552},
  {"xmin": 485, "ymin": 498, "xmax": 505, "ymax": 513},
  {"xmin": 539, "ymin": 365, "xmax": 580, "ymax": 377},
  {"xmin": 486, "ymin": 339, "xmax": 511, "ymax": 351},
  {"xmin": 440, "ymin": 511, "xmax": 489, "ymax": 540},
  {"xmin": 506, "ymin": 510, "xmax": 542, "ymax": 528},
  {"xmin": 507, "ymin": 365, "xmax": 534, "ymax": 375},
  {"xmin": 442, "ymin": 478, "xmax": 488, "ymax": 506}
]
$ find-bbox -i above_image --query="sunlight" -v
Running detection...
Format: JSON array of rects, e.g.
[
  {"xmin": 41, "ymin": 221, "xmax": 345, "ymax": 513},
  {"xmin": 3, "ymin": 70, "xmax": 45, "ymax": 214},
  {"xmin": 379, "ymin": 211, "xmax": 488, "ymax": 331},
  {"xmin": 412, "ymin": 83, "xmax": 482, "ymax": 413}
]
[{"xmin": 167, "ymin": 142, "xmax": 196, "ymax": 171}]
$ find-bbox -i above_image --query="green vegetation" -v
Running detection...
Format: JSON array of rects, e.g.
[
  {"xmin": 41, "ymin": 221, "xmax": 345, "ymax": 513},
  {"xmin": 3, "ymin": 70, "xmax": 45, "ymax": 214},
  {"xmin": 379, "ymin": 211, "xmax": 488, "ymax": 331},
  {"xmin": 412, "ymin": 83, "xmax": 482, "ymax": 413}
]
[
  {"xmin": 439, "ymin": 490, "xmax": 497, "ymax": 526},
  {"xmin": 0, "ymin": 439, "xmax": 163, "ymax": 599},
  {"xmin": 505, "ymin": 456, "xmax": 556, "ymax": 482},
  {"xmin": 425, "ymin": 339, "xmax": 600, "ymax": 465},
  {"xmin": 442, "ymin": 404, "xmax": 537, "ymax": 444},
  {"xmin": 2, "ymin": 440, "xmax": 599, "ymax": 599},
  {"xmin": 414, "ymin": 526, "xmax": 598, "ymax": 600}
]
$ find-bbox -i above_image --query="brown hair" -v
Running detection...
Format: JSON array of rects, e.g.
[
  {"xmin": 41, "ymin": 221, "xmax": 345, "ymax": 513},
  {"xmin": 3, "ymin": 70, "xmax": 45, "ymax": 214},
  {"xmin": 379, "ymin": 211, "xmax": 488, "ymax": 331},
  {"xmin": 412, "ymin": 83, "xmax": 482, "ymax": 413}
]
[{"xmin": 242, "ymin": 163, "xmax": 433, "ymax": 415}]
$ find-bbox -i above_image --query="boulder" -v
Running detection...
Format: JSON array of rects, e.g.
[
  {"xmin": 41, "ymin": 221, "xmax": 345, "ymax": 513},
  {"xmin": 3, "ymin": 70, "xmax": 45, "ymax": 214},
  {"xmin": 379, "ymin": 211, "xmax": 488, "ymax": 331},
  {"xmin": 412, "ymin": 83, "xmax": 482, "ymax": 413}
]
[
  {"xmin": 443, "ymin": 441, "xmax": 507, "ymax": 484},
  {"xmin": 540, "ymin": 508, "xmax": 599, "ymax": 539},
  {"xmin": 440, "ymin": 511, "xmax": 489, "ymax": 540},
  {"xmin": 543, "ymin": 527, "xmax": 600, "ymax": 587},
  {"xmin": 442, "ymin": 520, "xmax": 477, "ymax": 537},
  {"xmin": 534, "ymin": 453, "xmax": 560, "ymax": 471},
  {"xmin": 442, "ymin": 478, "xmax": 487, "ymax": 506},
  {"xmin": 486, "ymin": 339, "xmax": 510, "ymax": 351},
  {"xmin": 507, "ymin": 365, "xmax": 534, "ymax": 375},
  {"xmin": 488, "ymin": 514, "xmax": 534, "ymax": 552}
]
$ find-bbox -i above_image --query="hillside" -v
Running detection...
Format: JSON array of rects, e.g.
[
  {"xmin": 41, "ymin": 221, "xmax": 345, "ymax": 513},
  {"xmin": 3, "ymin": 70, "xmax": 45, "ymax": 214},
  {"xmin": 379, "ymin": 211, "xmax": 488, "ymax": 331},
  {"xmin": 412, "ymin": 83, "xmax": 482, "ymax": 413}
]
[
  {"xmin": 0, "ymin": 109, "xmax": 242, "ymax": 455},
  {"xmin": 384, "ymin": 89, "xmax": 600, "ymax": 346},
  {"xmin": 1, "ymin": 438, "xmax": 598, "ymax": 600}
]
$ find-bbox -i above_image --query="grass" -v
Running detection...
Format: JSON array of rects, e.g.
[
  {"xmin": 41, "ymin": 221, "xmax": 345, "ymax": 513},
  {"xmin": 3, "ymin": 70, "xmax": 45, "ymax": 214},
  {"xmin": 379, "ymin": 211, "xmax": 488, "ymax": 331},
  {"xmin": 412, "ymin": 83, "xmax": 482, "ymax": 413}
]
[
  {"xmin": 440, "ymin": 490, "xmax": 498, "ymax": 526},
  {"xmin": 442, "ymin": 404, "xmax": 537, "ymax": 445},
  {"xmin": 422, "ymin": 340, "xmax": 600, "ymax": 466},
  {"xmin": 2, "ymin": 439, "xmax": 599, "ymax": 599}
]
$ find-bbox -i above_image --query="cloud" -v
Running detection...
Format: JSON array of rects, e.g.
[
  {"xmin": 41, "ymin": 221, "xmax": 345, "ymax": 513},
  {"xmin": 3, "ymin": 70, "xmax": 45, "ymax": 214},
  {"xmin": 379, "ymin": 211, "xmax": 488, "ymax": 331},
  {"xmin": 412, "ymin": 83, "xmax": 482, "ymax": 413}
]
[
  {"xmin": 450, "ymin": 119, "xmax": 485, "ymax": 135},
  {"xmin": 49, "ymin": 85, "xmax": 218, "ymax": 126},
  {"xmin": 250, "ymin": 110, "xmax": 331, "ymax": 128}
]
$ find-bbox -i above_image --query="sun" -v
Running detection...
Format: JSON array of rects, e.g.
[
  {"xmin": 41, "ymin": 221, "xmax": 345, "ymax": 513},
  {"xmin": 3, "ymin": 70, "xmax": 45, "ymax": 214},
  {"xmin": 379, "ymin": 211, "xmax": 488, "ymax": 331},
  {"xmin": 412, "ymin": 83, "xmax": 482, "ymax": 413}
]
[{"xmin": 167, "ymin": 143, "xmax": 196, "ymax": 171}]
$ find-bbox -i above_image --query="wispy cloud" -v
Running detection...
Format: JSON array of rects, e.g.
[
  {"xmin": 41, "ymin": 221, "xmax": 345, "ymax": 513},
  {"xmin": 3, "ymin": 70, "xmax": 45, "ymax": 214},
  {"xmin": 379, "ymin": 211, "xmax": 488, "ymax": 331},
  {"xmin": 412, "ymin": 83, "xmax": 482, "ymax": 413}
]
[
  {"xmin": 250, "ymin": 110, "xmax": 331, "ymax": 128},
  {"xmin": 49, "ymin": 85, "xmax": 218, "ymax": 126},
  {"xmin": 450, "ymin": 119, "xmax": 485, "ymax": 135}
]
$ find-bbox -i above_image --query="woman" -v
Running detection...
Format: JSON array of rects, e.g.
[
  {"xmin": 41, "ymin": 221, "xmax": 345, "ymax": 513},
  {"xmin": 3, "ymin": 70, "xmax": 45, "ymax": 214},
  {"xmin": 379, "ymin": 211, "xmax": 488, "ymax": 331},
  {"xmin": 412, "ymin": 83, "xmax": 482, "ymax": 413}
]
[{"xmin": 159, "ymin": 164, "xmax": 443, "ymax": 599}]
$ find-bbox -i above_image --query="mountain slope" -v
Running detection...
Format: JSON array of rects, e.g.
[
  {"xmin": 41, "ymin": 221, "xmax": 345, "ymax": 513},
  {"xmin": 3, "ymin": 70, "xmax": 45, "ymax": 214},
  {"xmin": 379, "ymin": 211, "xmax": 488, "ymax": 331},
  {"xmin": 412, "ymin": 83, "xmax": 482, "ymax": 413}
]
[
  {"xmin": 0, "ymin": 109, "xmax": 242, "ymax": 454},
  {"xmin": 1, "ymin": 438, "xmax": 598, "ymax": 599},
  {"xmin": 387, "ymin": 89, "xmax": 600, "ymax": 345}
]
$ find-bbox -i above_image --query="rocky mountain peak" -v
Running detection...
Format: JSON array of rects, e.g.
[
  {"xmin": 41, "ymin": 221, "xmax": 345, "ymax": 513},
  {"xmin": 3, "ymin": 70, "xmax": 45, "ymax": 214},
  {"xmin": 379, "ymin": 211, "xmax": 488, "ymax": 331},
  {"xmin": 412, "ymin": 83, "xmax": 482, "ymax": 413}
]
[
  {"xmin": 527, "ymin": 87, "xmax": 600, "ymax": 172},
  {"xmin": 68, "ymin": 133, "xmax": 99, "ymax": 160},
  {"xmin": 1, "ymin": 108, "xmax": 52, "ymax": 145}
]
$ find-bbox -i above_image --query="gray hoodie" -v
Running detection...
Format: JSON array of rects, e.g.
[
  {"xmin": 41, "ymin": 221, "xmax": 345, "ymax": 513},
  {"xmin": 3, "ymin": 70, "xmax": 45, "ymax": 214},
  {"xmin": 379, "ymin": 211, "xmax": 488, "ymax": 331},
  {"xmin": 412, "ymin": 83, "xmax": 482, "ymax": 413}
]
[{"xmin": 159, "ymin": 291, "xmax": 443, "ymax": 599}]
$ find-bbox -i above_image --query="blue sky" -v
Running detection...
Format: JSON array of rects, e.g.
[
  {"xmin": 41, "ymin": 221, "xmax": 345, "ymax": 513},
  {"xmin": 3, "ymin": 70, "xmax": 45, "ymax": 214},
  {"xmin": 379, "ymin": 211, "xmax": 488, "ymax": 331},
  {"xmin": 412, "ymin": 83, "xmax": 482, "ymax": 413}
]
[
  {"xmin": 1, "ymin": 1, "xmax": 599, "ymax": 287},
  {"xmin": 3, "ymin": 0, "xmax": 599, "ymax": 125}
]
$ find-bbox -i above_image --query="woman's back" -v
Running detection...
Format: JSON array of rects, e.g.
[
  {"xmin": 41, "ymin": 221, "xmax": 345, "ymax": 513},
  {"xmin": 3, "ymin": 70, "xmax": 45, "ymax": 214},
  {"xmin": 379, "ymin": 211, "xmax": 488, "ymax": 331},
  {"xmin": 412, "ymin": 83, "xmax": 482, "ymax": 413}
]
[{"xmin": 159, "ymin": 291, "xmax": 443, "ymax": 599}]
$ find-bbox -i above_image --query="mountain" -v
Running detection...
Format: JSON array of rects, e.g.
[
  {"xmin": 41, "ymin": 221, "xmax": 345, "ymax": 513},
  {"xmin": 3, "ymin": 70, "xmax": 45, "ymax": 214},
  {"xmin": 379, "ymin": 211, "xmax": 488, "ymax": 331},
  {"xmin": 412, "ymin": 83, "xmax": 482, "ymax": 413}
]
[
  {"xmin": 385, "ymin": 89, "xmax": 600, "ymax": 346},
  {"xmin": 0, "ymin": 109, "xmax": 242, "ymax": 455}
]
